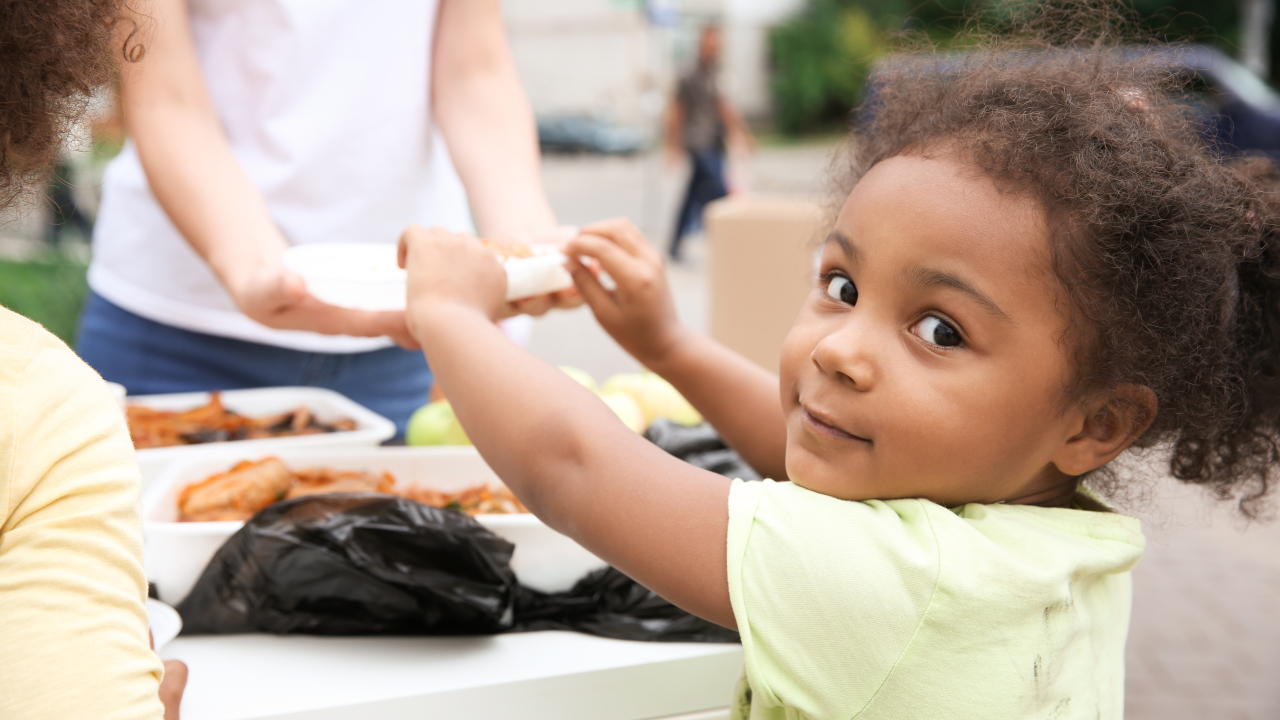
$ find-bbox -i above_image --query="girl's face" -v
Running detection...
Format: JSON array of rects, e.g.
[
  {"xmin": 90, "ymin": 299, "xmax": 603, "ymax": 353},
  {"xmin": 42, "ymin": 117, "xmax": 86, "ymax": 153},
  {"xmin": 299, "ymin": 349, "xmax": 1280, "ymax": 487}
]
[{"xmin": 780, "ymin": 153, "xmax": 1086, "ymax": 506}]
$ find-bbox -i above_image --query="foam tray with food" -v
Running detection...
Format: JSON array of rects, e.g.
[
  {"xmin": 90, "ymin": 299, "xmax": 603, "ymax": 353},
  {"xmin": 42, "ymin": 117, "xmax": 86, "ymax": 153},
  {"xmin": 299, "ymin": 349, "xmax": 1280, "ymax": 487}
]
[
  {"xmin": 129, "ymin": 387, "xmax": 396, "ymax": 488},
  {"xmin": 281, "ymin": 241, "xmax": 574, "ymax": 310},
  {"xmin": 142, "ymin": 446, "xmax": 605, "ymax": 603}
]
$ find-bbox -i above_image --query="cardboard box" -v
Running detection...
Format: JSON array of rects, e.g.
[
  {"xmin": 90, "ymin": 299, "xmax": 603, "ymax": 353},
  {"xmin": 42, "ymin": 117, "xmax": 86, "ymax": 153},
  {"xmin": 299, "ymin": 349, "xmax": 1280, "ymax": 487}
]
[{"xmin": 705, "ymin": 195, "xmax": 827, "ymax": 372}]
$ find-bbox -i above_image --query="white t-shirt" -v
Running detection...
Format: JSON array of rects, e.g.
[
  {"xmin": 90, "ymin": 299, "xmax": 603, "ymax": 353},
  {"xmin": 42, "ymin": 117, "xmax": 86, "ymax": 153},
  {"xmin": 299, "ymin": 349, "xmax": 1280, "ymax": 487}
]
[
  {"xmin": 727, "ymin": 479, "xmax": 1145, "ymax": 720},
  {"xmin": 89, "ymin": 0, "xmax": 473, "ymax": 353}
]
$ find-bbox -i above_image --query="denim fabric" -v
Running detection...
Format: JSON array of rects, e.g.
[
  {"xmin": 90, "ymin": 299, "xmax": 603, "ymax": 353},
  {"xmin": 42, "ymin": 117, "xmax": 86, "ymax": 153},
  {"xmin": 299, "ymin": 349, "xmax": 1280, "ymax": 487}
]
[
  {"xmin": 76, "ymin": 292, "xmax": 431, "ymax": 435},
  {"xmin": 670, "ymin": 150, "xmax": 728, "ymax": 260}
]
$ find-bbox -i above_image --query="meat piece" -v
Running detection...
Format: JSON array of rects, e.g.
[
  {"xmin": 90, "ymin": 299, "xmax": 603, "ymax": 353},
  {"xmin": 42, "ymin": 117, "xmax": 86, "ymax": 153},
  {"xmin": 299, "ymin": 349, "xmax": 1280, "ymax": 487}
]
[
  {"xmin": 285, "ymin": 476, "xmax": 391, "ymax": 499},
  {"xmin": 481, "ymin": 238, "xmax": 534, "ymax": 260},
  {"xmin": 178, "ymin": 457, "xmax": 294, "ymax": 521}
]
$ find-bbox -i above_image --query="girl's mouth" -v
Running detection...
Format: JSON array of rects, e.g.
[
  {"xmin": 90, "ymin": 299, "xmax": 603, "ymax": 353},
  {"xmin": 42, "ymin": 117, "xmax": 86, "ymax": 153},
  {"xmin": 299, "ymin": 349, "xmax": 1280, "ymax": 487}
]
[{"xmin": 801, "ymin": 407, "xmax": 871, "ymax": 444}]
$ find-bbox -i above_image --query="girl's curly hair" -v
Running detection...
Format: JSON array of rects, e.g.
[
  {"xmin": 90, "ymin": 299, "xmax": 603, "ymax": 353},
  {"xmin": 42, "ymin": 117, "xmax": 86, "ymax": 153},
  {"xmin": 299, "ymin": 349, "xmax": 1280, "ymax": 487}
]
[
  {"xmin": 837, "ymin": 2, "xmax": 1280, "ymax": 516},
  {"xmin": 0, "ymin": 0, "xmax": 141, "ymax": 208}
]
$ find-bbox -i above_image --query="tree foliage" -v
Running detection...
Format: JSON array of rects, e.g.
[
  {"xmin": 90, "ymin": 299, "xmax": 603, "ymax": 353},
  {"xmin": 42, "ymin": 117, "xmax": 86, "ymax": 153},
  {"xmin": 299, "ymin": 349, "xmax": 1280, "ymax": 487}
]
[{"xmin": 768, "ymin": 0, "xmax": 1271, "ymax": 135}]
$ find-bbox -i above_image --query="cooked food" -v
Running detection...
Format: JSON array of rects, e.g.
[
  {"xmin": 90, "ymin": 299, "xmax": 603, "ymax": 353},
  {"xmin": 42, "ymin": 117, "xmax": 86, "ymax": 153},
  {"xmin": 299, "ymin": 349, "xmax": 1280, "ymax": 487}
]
[
  {"xmin": 398, "ymin": 484, "xmax": 527, "ymax": 515},
  {"xmin": 481, "ymin": 238, "xmax": 534, "ymax": 260},
  {"xmin": 284, "ymin": 468, "xmax": 394, "ymax": 500},
  {"xmin": 128, "ymin": 392, "xmax": 357, "ymax": 449},
  {"xmin": 178, "ymin": 457, "xmax": 294, "ymax": 522},
  {"xmin": 175, "ymin": 458, "xmax": 527, "ymax": 521}
]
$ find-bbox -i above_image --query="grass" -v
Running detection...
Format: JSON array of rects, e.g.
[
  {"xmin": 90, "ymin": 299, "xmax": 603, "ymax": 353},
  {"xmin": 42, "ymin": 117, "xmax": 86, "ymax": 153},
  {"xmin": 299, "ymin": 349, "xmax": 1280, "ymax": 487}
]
[{"xmin": 0, "ymin": 251, "xmax": 89, "ymax": 346}]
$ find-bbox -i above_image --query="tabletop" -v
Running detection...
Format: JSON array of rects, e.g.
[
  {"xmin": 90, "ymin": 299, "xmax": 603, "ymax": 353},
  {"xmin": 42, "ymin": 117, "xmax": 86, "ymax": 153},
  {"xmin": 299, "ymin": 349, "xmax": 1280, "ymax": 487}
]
[{"xmin": 160, "ymin": 630, "xmax": 744, "ymax": 720}]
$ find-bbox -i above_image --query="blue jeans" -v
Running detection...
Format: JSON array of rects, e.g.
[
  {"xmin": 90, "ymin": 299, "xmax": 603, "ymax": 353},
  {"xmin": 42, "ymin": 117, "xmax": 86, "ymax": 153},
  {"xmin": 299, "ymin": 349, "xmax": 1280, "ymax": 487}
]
[
  {"xmin": 76, "ymin": 292, "xmax": 432, "ymax": 436},
  {"xmin": 670, "ymin": 149, "xmax": 727, "ymax": 259}
]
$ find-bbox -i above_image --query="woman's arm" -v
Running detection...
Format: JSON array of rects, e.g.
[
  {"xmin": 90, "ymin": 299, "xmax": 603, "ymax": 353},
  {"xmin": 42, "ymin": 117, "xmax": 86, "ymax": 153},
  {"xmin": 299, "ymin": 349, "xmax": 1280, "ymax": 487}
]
[
  {"xmin": 118, "ymin": 0, "xmax": 413, "ymax": 345},
  {"xmin": 432, "ymin": 0, "xmax": 555, "ymax": 239},
  {"xmin": 400, "ymin": 227, "xmax": 735, "ymax": 628},
  {"xmin": 566, "ymin": 220, "xmax": 789, "ymax": 480}
]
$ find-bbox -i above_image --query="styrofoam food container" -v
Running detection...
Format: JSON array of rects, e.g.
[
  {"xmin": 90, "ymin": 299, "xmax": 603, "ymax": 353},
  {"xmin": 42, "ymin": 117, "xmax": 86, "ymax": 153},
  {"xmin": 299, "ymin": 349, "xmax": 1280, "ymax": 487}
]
[
  {"xmin": 106, "ymin": 381, "xmax": 127, "ymax": 409},
  {"xmin": 142, "ymin": 446, "xmax": 606, "ymax": 603},
  {"xmin": 130, "ymin": 387, "xmax": 396, "ymax": 489},
  {"xmin": 146, "ymin": 598, "xmax": 183, "ymax": 650},
  {"xmin": 282, "ymin": 242, "xmax": 574, "ymax": 309}
]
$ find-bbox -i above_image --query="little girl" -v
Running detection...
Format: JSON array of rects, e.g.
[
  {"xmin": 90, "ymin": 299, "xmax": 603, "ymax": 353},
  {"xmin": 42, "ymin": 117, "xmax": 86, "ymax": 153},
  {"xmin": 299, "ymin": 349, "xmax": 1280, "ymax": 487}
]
[{"xmin": 397, "ymin": 25, "xmax": 1280, "ymax": 720}]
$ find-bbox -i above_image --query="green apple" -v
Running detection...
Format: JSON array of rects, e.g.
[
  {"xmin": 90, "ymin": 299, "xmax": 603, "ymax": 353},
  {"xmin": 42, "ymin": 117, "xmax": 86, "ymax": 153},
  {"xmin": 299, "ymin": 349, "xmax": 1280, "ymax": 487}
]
[
  {"xmin": 558, "ymin": 365, "xmax": 598, "ymax": 392},
  {"xmin": 597, "ymin": 390, "xmax": 647, "ymax": 433},
  {"xmin": 406, "ymin": 400, "xmax": 471, "ymax": 446}
]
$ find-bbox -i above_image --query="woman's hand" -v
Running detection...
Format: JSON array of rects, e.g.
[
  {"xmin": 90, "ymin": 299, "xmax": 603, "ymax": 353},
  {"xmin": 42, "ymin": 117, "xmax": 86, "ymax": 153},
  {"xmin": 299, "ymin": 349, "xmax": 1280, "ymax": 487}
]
[
  {"xmin": 398, "ymin": 225, "xmax": 508, "ymax": 339},
  {"xmin": 228, "ymin": 263, "xmax": 419, "ymax": 349},
  {"xmin": 565, "ymin": 218, "xmax": 689, "ymax": 368}
]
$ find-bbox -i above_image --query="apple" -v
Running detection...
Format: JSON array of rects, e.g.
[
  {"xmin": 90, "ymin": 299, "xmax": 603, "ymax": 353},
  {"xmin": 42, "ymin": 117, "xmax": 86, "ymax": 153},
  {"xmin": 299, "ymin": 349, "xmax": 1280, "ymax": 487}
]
[
  {"xmin": 406, "ymin": 400, "xmax": 471, "ymax": 446},
  {"xmin": 597, "ymin": 391, "xmax": 647, "ymax": 433},
  {"xmin": 601, "ymin": 372, "xmax": 702, "ymax": 427},
  {"xmin": 558, "ymin": 365, "xmax": 598, "ymax": 392}
]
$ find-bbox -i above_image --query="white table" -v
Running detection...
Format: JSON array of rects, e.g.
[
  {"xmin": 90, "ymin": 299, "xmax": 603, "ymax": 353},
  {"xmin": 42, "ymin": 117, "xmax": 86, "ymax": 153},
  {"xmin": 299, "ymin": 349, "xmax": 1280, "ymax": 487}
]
[{"xmin": 160, "ymin": 631, "xmax": 743, "ymax": 720}]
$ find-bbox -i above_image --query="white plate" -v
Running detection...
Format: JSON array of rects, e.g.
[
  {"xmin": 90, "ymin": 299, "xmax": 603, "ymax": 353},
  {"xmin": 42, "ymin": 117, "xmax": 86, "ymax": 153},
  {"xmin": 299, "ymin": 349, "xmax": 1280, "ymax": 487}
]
[
  {"xmin": 147, "ymin": 598, "xmax": 183, "ymax": 650},
  {"xmin": 130, "ymin": 387, "xmax": 396, "ymax": 489},
  {"xmin": 282, "ymin": 242, "xmax": 574, "ymax": 309},
  {"xmin": 142, "ymin": 446, "xmax": 606, "ymax": 603}
]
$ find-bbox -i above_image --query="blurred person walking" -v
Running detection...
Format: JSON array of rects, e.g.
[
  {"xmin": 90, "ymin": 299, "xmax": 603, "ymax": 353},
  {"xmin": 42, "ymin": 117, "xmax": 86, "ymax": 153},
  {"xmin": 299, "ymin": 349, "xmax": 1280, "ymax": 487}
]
[
  {"xmin": 78, "ymin": 0, "xmax": 575, "ymax": 433},
  {"xmin": 666, "ymin": 24, "xmax": 755, "ymax": 262}
]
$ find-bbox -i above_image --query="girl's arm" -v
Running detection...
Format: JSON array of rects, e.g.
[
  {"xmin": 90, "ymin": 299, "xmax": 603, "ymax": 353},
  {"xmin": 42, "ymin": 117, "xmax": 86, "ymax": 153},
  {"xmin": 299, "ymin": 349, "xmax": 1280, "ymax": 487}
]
[
  {"xmin": 400, "ymin": 227, "xmax": 735, "ymax": 629},
  {"xmin": 118, "ymin": 0, "xmax": 414, "ymax": 346},
  {"xmin": 566, "ymin": 220, "xmax": 789, "ymax": 481}
]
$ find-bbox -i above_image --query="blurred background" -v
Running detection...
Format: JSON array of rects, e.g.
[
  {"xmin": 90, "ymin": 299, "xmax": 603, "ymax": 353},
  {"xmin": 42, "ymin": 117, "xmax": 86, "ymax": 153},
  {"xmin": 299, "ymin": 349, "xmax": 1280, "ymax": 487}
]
[{"xmin": 0, "ymin": 1, "xmax": 1276, "ymax": 717}]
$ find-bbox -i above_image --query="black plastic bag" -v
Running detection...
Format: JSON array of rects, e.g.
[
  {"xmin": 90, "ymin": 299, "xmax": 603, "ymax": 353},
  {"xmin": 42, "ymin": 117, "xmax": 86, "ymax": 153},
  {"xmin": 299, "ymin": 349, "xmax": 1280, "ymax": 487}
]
[
  {"xmin": 517, "ymin": 567, "xmax": 739, "ymax": 643},
  {"xmin": 177, "ymin": 493, "xmax": 737, "ymax": 643},
  {"xmin": 644, "ymin": 419, "xmax": 761, "ymax": 481},
  {"xmin": 177, "ymin": 494, "xmax": 518, "ymax": 635}
]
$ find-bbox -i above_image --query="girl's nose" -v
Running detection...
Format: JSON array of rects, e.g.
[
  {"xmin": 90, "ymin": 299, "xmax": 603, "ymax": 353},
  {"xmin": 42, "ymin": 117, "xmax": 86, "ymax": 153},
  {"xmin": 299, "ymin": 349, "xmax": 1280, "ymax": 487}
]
[{"xmin": 810, "ymin": 319, "xmax": 878, "ymax": 390}]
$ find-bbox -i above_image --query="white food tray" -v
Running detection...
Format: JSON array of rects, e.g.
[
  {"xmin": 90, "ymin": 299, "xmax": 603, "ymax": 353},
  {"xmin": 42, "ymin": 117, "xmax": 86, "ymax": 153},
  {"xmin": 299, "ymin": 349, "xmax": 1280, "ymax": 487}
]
[
  {"xmin": 282, "ymin": 241, "xmax": 574, "ymax": 309},
  {"xmin": 130, "ymin": 387, "xmax": 396, "ymax": 489},
  {"xmin": 142, "ymin": 446, "xmax": 606, "ymax": 604}
]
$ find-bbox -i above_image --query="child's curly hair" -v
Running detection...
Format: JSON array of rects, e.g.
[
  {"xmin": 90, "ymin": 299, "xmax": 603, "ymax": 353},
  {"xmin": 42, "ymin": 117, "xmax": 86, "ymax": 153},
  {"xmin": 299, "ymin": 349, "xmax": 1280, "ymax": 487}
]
[
  {"xmin": 836, "ymin": 2, "xmax": 1280, "ymax": 516},
  {"xmin": 0, "ymin": 0, "xmax": 141, "ymax": 208}
]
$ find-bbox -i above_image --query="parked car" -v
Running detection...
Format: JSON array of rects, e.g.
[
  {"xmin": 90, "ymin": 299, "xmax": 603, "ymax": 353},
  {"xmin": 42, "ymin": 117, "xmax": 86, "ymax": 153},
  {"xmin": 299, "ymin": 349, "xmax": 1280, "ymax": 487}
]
[
  {"xmin": 1166, "ymin": 45, "xmax": 1280, "ymax": 159},
  {"xmin": 536, "ymin": 116, "xmax": 648, "ymax": 155},
  {"xmin": 862, "ymin": 46, "xmax": 1280, "ymax": 159}
]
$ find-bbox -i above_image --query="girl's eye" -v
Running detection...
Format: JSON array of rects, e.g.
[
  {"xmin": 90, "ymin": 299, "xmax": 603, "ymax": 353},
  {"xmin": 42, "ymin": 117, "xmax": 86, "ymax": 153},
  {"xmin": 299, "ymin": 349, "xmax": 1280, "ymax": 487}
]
[
  {"xmin": 823, "ymin": 274, "xmax": 858, "ymax": 306},
  {"xmin": 912, "ymin": 316, "xmax": 963, "ymax": 348}
]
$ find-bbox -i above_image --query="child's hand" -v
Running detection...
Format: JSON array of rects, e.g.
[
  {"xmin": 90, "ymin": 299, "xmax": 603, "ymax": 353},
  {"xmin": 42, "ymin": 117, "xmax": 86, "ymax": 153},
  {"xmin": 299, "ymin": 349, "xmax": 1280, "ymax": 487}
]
[
  {"xmin": 398, "ymin": 225, "xmax": 507, "ymax": 334},
  {"xmin": 565, "ymin": 218, "xmax": 688, "ymax": 367}
]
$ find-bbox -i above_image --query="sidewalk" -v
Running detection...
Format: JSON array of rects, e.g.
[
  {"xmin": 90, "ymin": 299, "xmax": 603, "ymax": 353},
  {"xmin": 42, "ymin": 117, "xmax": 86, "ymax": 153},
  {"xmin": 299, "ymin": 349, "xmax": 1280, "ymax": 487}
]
[
  {"xmin": 536, "ymin": 144, "xmax": 1280, "ymax": 720},
  {"xmin": 1125, "ymin": 481, "xmax": 1280, "ymax": 719}
]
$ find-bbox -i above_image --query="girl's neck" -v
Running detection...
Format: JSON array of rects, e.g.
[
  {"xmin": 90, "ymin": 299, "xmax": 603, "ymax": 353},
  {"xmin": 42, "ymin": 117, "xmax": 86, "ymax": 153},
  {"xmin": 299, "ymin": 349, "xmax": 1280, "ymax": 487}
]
[{"xmin": 1003, "ymin": 477, "xmax": 1080, "ymax": 508}]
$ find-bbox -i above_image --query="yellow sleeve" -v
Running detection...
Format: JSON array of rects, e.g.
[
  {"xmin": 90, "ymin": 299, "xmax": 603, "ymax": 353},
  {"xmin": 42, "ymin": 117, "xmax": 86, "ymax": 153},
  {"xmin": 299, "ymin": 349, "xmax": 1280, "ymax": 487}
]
[{"xmin": 0, "ymin": 316, "xmax": 164, "ymax": 720}]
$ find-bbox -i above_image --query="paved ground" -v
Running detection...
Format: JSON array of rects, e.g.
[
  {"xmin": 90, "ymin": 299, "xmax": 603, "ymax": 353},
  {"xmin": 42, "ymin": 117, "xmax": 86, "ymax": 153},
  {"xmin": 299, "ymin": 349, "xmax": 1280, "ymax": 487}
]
[
  {"xmin": 537, "ymin": 144, "xmax": 1280, "ymax": 719},
  {"xmin": 528, "ymin": 141, "xmax": 837, "ymax": 381}
]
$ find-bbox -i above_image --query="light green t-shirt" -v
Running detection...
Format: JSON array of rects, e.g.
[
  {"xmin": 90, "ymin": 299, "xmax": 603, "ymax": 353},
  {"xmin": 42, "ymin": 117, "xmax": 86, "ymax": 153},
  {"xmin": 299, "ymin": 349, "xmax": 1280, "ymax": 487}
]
[{"xmin": 726, "ymin": 479, "xmax": 1145, "ymax": 720}]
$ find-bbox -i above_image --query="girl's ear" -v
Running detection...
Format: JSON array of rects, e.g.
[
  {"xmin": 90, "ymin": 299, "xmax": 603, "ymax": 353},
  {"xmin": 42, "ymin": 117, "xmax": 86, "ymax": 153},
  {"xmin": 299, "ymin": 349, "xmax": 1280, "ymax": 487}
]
[{"xmin": 1054, "ymin": 385, "xmax": 1157, "ymax": 476}]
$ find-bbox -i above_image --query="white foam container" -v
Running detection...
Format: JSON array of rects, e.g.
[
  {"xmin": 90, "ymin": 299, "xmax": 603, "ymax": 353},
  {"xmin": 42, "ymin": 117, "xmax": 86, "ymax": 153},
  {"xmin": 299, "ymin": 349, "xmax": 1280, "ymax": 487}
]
[
  {"xmin": 282, "ymin": 242, "xmax": 574, "ymax": 309},
  {"xmin": 142, "ymin": 446, "xmax": 606, "ymax": 604},
  {"xmin": 130, "ymin": 387, "xmax": 397, "ymax": 489}
]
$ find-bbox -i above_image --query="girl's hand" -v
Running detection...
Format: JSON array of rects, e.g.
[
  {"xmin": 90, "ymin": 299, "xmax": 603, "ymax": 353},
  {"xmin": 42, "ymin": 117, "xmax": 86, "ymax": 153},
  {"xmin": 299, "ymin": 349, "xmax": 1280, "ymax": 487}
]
[
  {"xmin": 565, "ymin": 218, "xmax": 688, "ymax": 367},
  {"xmin": 398, "ymin": 225, "xmax": 508, "ymax": 335}
]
